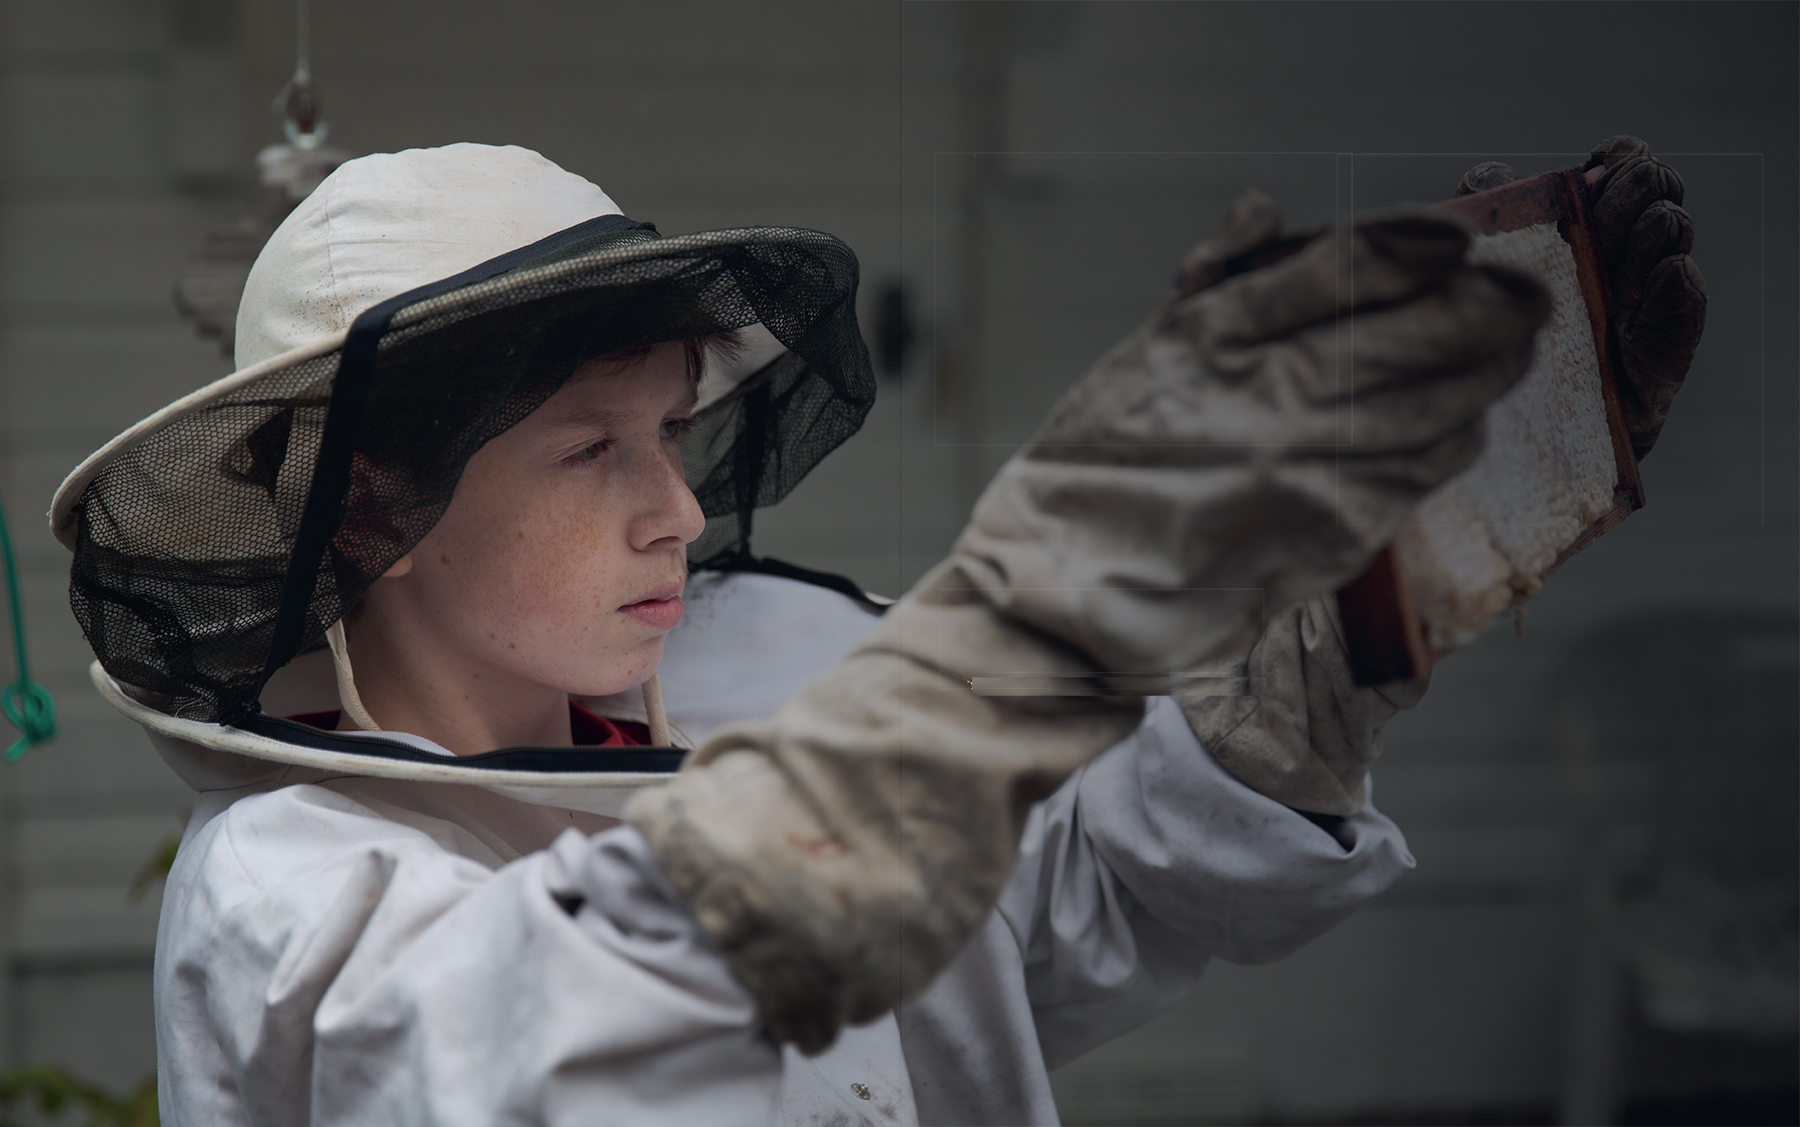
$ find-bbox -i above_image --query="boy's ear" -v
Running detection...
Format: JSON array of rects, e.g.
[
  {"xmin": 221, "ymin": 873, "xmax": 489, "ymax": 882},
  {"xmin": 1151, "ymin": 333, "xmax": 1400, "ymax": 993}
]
[{"xmin": 381, "ymin": 554, "xmax": 415, "ymax": 579}]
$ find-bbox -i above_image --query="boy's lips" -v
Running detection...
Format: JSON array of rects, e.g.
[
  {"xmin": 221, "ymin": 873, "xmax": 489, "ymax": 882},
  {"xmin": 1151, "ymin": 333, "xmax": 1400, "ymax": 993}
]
[{"xmin": 620, "ymin": 583, "xmax": 684, "ymax": 631}]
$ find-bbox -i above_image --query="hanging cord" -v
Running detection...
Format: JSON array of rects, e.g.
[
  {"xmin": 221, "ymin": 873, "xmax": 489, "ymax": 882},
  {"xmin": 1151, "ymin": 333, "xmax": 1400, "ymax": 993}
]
[
  {"xmin": 0, "ymin": 494, "xmax": 55, "ymax": 761},
  {"xmin": 641, "ymin": 673, "xmax": 671, "ymax": 747},
  {"xmin": 325, "ymin": 620, "xmax": 381, "ymax": 731},
  {"xmin": 275, "ymin": 0, "xmax": 326, "ymax": 149},
  {"xmin": 296, "ymin": 0, "xmax": 310, "ymax": 72}
]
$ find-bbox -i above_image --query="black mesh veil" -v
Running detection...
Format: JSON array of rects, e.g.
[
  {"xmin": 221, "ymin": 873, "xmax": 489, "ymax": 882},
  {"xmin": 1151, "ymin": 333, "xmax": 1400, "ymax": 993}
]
[{"xmin": 68, "ymin": 216, "xmax": 874, "ymax": 724}]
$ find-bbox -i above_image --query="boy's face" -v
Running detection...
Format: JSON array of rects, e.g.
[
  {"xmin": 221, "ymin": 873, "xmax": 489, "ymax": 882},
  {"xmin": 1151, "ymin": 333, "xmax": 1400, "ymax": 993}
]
[{"xmin": 371, "ymin": 343, "xmax": 705, "ymax": 702}]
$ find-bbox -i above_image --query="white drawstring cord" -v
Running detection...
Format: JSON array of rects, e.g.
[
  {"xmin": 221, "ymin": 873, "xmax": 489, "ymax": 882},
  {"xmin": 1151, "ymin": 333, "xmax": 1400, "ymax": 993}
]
[
  {"xmin": 641, "ymin": 672, "xmax": 671, "ymax": 747},
  {"xmin": 325, "ymin": 620, "xmax": 382, "ymax": 731}
]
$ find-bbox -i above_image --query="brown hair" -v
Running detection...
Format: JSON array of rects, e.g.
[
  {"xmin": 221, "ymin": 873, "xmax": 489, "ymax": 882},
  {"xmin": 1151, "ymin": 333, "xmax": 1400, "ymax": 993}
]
[{"xmin": 585, "ymin": 329, "xmax": 749, "ymax": 389}]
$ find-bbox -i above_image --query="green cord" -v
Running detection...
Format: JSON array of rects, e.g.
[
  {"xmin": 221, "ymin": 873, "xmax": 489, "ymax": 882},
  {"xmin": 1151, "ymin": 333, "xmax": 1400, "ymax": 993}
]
[{"xmin": 0, "ymin": 493, "xmax": 55, "ymax": 761}]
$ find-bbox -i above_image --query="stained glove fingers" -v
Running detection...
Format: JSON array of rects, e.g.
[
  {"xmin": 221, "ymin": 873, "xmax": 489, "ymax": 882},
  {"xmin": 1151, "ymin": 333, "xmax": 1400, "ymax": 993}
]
[
  {"xmin": 1264, "ymin": 363, "xmax": 1511, "ymax": 470},
  {"xmin": 1455, "ymin": 160, "xmax": 1520, "ymax": 197},
  {"xmin": 1329, "ymin": 418, "xmax": 1490, "ymax": 499},
  {"xmin": 1038, "ymin": 260, "xmax": 1540, "ymax": 460},
  {"xmin": 1629, "ymin": 200, "xmax": 1696, "ymax": 267},
  {"xmin": 1583, "ymin": 134, "xmax": 1655, "ymax": 184},
  {"xmin": 1587, "ymin": 144, "xmax": 1686, "ymax": 257},
  {"xmin": 1613, "ymin": 200, "xmax": 1696, "ymax": 315},
  {"xmin": 1618, "ymin": 253, "xmax": 1708, "ymax": 460},
  {"xmin": 1176, "ymin": 188, "xmax": 1286, "ymax": 298},
  {"xmin": 1344, "ymin": 361, "xmax": 1541, "ymax": 457},
  {"xmin": 1581, "ymin": 136, "xmax": 1706, "ymax": 462},
  {"xmin": 1275, "ymin": 262, "xmax": 1549, "ymax": 409},
  {"xmin": 1196, "ymin": 210, "xmax": 1472, "ymax": 350}
]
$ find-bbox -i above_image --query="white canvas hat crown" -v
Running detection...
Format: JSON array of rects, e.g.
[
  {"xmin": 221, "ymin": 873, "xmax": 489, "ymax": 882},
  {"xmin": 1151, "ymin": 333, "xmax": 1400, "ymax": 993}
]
[{"xmin": 237, "ymin": 143, "xmax": 624, "ymax": 371}]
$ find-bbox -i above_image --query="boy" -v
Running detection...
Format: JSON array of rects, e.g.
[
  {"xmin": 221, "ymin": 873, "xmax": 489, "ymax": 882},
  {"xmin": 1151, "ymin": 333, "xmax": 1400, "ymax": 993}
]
[{"xmin": 51, "ymin": 139, "xmax": 1698, "ymax": 1124}]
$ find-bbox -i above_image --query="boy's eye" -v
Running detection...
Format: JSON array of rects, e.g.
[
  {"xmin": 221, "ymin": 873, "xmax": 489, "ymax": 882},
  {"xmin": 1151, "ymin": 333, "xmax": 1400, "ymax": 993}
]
[
  {"xmin": 564, "ymin": 439, "xmax": 612, "ymax": 465},
  {"xmin": 660, "ymin": 418, "xmax": 693, "ymax": 440}
]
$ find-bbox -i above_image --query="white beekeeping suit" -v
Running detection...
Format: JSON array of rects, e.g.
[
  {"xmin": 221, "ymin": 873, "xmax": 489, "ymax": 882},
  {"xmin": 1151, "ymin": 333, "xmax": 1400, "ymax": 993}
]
[
  {"xmin": 129, "ymin": 568, "xmax": 1412, "ymax": 1126},
  {"xmin": 50, "ymin": 144, "xmax": 1549, "ymax": 1124}
]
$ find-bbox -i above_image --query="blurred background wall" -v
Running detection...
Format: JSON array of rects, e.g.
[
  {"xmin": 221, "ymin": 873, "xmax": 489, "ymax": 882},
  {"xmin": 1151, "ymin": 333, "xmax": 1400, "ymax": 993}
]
[{"xmin": 0, "ymin": 1, "xmax": 1793, "ymax": 1123}]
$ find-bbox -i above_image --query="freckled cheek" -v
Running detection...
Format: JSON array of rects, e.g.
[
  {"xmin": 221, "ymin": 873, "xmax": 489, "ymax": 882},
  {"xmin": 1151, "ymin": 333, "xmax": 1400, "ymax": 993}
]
[{"xmin": 476, "ymin": 494, "xmax": 625, "ymax": 628}]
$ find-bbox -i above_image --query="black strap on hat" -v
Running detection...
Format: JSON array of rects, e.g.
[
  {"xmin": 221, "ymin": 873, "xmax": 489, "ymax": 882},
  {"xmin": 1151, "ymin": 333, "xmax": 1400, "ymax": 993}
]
[{"xmin": 240, "ymin": 212, "xmax": 654, "ymax": 725}]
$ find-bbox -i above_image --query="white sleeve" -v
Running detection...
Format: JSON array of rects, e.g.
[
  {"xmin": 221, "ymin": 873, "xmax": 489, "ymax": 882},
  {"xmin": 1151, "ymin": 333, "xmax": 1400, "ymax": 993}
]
[
  {"xmin": 993, "ymin": 696, "xmax": 1416, "ymax": 1069},
  {"xmin": 157, "ymin": 785, "xmax": 777, "ymax": 1126}
]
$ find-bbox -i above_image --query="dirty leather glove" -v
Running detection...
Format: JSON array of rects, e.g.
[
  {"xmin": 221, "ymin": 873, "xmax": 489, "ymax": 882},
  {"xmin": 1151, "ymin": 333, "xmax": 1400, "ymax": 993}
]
[
  {"xmin": 1585, "ymin": 136, "xmax": 1708, "ymax": 460},
  {"xmin": 1457, "ymin": 138, "xmax": 1707, "ymax": 460},
  {"xmin": 1456, "ymin": 160, "xmax": 1522, "ymax": 197},
  {"xmin": 1179, "ymin": 594, "xmax": 1427, "ymax": 817},
  {"xmin": 626, "ymin": 191, "xmax": 1550, "ymax": 1055}
]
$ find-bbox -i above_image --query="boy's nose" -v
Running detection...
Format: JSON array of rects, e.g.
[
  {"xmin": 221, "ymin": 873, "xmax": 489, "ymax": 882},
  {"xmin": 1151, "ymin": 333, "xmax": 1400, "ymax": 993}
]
[{"xmin": 630, "ymin": 449, "xmax": 707, "ymax": 551}]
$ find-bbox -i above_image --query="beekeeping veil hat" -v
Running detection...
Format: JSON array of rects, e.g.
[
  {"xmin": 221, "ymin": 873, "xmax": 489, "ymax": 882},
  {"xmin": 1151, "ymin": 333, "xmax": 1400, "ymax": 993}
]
[{"xmin": 50, "ymin": 143, "xmax": 873, "ymax": 729}]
